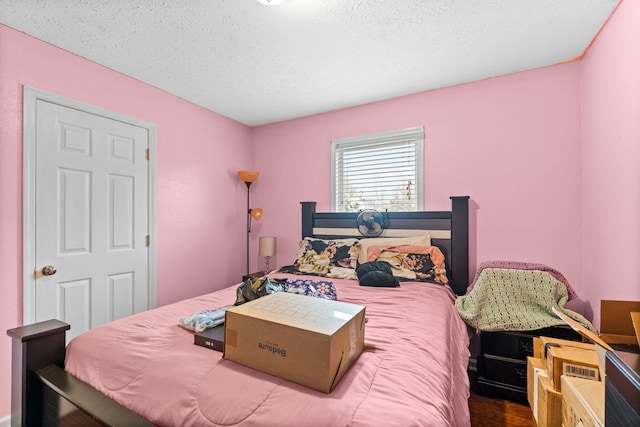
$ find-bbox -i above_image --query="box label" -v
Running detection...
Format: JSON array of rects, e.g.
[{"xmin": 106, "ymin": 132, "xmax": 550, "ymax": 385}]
[{"xmin": 563, "ymin": 363, "xmax": 599, "ymax": 381}]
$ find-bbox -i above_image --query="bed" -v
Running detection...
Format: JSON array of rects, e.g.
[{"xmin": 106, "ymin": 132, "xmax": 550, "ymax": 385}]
[{"xmin": 8, "ymin": 196, "xmax": 471, "ymax": 427}]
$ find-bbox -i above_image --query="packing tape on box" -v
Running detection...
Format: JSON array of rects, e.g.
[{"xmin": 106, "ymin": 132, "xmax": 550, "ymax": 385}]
[
  {"xmin": 350, "ymin": 322, "xmax": 357, "ymax": 360},
  {"xmin": 334, "ymin": 309, "xmax": 360, "ymax": 362}
]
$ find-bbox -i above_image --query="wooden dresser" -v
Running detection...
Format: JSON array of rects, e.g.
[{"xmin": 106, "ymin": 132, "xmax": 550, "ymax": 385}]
[{"xmin": 475, "ymin": 326, "xmax": 581, "ymax": 405}]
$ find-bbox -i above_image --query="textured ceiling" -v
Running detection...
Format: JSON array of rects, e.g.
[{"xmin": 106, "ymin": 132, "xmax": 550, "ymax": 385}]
[{"xmin": 0, "ymin": 0, "xmax": 620, "ymax": 126}]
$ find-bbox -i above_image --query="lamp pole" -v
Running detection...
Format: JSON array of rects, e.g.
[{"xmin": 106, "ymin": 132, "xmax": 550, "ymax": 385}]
[
  {"xmin": 245, "ymin": 181, "xmax": 252, "ymax": 276},
  {"xmin": 237, "ymin": 170, "xmax": 261, "ymax": 277}
]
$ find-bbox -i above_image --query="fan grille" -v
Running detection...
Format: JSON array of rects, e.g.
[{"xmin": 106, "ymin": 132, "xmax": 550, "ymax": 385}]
[{"xmin": 356, "ymin": 209, "xmax": 385, "ymax": 237}]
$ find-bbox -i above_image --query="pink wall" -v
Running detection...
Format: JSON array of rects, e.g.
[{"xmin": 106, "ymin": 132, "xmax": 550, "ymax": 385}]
[
  {"xmin": 581, "ymin": 0, "xmax": 640, "ymax": 327},
  {"xmin": 2, "ymin": 1, "xmax": 639, "ymax": 420},
  {"xmin": 253, "ymin": 64, "xmax": 585, "ymax": 312},
  {"xmin": 0, "ymin": 25, "xmax": 253, "ymax": 416}
]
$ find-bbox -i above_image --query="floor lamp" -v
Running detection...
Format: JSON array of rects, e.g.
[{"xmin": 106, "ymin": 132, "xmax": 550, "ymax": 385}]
[{"xmin": 237, "ymin": 170, "xmax": 263, "ymax": 275}]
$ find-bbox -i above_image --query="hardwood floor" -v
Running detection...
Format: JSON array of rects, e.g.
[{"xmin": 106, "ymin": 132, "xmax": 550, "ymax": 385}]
[{"xmin": 469, "ymin": 392, "xmax": 535, "ymax": 427}]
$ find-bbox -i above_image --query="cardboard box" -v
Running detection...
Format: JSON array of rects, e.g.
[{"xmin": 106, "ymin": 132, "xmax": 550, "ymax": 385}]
[
  {"xmin": 537, "ymin": 374, "xmax": 562, "ymax": 427},
  {"xmin": 632, "ymin": 311, "xmax": 640, "ymax": 344},
  {"xmin": 527, "ymin": 357, "xmax": 547, "ymax": 409},
  {"xmin": 600, "ymin": 300, "xmax": 640, "ymax": 346},
  {"xmin": 551, "ymin": 307, "xmax": 614, "ymax": 353},
  {"xmin": 527, "ymin": 357, "xmax": 553, "ymax": 424},
  {"xmin": 223, "ymin": 292, "xmax": 365, "ymax": 393},
  {"xmin": 536, "ymin": 336, "xmax": 594, "ymax": 361},
  {"xmin": 547, "ymin": 345, "xmax": 599, "ymax": 390},
  {"xmin": 561, "ymin": 376, "xmax": 605, "ymax": 427},
  {"xmin": 533, "ymin": 336, "xmax": 541, "ymax": 358}
]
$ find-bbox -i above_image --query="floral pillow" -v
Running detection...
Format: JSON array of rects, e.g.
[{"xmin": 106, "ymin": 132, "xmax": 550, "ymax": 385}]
[
  {"xmin": 367, "ymin": 244, "xmax": 448, "ymax": 284},
  {"xmin": 279, "ymin": 238, "xmax": 359, "ymax": 279},
  {"xmin": 357, "ymin": 234, "xmax": 431, "ymax": 264}
]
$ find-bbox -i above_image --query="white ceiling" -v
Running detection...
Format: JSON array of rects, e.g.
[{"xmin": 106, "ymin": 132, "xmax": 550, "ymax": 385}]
[{"xmin": 0, "ymin": 0, "xmax": 620, "ymax": 126}]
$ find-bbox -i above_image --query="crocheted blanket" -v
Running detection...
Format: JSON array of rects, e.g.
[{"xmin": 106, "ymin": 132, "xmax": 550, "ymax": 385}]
[
  {"xmin": 455, "ymin": 267, "xmax": 594, "ymax": 332},
  {"xmin": 466, "ymin": 260, "xmax": 578, "ymax": 300}
]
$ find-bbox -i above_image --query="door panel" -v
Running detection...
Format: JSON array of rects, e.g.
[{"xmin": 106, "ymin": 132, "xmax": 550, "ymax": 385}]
[
  {"xmin": 34, "ymin": 99, "xmax": 149, "ymax": 341},
  {"xmin": 109, "ymin": 174, "xmax": 134, "ymax": 249},
  {"xmin": 59, "ymin": 279, "xmax": 91, "ymax": 333},
  {"xmin": 59, "ymin": 168, "xmax": 91, "ymax": 253}
]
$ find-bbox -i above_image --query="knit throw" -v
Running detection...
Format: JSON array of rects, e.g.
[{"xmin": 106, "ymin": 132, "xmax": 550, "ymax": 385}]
[
  {"xmin": 466, "ymin": 260, "xmax": 578, "ymax": 301},
  {"xmin": 455, "ymin": 268, "xmax": 594, "ymax": 332}
]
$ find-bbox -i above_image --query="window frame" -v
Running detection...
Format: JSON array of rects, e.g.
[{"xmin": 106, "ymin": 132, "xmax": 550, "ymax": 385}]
[{"xmin": 331, "ymin": 126, "xmax": 424, "ymax": 212}]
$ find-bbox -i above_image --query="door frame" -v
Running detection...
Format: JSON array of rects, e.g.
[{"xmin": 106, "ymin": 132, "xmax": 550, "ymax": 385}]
[{"xmin": 22, "ymin": 86, "xmax": 157, "ymax": 324}]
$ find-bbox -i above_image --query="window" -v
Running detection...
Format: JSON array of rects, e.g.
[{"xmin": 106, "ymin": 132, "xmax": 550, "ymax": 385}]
[{"xmin": 331, "ymin": 126, "xmax": 424, "ymax": 212}]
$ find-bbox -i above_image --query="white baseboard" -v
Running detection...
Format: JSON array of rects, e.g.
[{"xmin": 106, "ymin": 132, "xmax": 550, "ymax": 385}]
[{"xmin": 0, "ymin": 414, "xmax": 10, "ymax": 427}]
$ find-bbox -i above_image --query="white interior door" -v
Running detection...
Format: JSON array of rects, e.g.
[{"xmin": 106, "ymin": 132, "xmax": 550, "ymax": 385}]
[{"xmin": 24, "ymin": 87, "xmax": 156, "ymax": 341}]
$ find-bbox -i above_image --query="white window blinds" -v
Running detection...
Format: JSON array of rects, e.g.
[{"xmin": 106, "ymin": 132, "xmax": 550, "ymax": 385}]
[{"xmin": 331, "ymin": 126, "xmax": 424, "ymax": 212}]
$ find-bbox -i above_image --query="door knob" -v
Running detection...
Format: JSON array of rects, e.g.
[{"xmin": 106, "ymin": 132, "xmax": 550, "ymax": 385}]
[{"xmin": 41, "ymin": 265, "xmax": 57, "ymax": 276}]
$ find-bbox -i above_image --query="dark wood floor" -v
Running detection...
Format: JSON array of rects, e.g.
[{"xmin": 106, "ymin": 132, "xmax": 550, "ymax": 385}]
[{"xmin": 469, "ymin": 392, "xmax": 535, "ymax": 427}]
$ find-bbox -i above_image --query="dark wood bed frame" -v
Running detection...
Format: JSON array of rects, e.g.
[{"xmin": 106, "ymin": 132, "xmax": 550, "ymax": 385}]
[
  {"xmin": 301, "ymin": 196, "xmax": 469, "ymax": 296},
  {"xmin": 7, "ymin": 196, "xmax": 469, "ymax": 426}
]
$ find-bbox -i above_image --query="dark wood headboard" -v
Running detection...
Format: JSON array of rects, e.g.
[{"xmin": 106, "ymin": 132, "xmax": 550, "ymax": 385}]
[{"xmin": 300, "ymin": 196, "xmax": 470, "ymax": 296}]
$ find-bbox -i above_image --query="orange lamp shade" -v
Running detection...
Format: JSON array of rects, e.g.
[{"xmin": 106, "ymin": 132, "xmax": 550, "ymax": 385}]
[
  {"xmin": 250, "ymin": 208, "xmax": 263, "ymax": 221},
  {"xmin": 237, "ymin": 170, "xmax": 259, "ymax": 183}
]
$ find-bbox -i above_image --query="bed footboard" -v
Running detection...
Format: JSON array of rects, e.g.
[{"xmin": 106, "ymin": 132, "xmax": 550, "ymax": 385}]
[{"xmin": 7, "ymin": 319, "xmax": 153, "ymax": 427}]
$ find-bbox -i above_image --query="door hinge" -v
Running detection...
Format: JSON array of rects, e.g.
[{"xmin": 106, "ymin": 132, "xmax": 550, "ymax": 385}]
[
  {"xmin": 146, "ymin": 148, "xmax": 150, "ymax": 160},
  {"xmin": 146, "ymin": 235, "xmax": 150, "ymax": 247}
]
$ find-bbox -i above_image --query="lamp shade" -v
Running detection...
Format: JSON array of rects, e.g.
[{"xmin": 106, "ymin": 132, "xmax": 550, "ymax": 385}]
[
  {"xmin": 259, "ymin": 236, "xmax": 277, "ymax": 257},
  {"xmin": 251, "ymin": 208, "xmax": 263, "ymax": 221},
  {"xmin": 237, "ymin": 170, "xmax": 259, "ymax": 183}
]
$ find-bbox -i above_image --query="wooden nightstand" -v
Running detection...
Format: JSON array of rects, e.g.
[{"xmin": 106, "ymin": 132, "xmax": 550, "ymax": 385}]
[
  {"xmin": 242, "ymin": 271, "xmax": 267, "ymax": 282},
  {"xmin": 475, "ymin": 326, "xmax": 582, "ymax": 405}
]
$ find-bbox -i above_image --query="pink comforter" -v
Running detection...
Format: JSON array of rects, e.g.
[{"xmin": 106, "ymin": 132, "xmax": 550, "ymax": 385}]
[{"xmin": 65, "ymin": 274, "xmax": 471, "ymax": 426}]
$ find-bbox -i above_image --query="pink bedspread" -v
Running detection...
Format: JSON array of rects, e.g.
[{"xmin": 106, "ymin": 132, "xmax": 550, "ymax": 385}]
[{"xmin": 65, "ymin": 274, "xmax": 471, "ymax": 426}]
